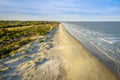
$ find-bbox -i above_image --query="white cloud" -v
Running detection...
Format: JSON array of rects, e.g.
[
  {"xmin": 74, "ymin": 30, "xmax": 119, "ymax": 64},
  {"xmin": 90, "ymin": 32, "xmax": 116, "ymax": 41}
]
[{"xmin": 0, "ymin": 0, "xmax": 120, "ymax": 21}]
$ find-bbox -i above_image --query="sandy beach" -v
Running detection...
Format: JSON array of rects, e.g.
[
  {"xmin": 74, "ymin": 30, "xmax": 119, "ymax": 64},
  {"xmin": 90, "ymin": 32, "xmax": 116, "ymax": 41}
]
[
  {"xmin": 0, "ymin": 24, "xmax": 119, "ymax": 80},
  {"xmin": 58, "ymin": 24, "xmax": 119, "ymax": 80}
]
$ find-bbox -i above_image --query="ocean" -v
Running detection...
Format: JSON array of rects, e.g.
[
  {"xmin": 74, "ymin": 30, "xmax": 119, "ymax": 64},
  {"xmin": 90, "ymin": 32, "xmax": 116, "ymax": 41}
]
[{"xmin": 62, "ymin": 22, "xmax": 120, "ymax": 76}]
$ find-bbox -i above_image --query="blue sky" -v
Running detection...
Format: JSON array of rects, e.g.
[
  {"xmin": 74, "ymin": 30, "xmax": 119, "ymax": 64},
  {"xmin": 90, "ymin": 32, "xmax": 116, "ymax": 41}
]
[{"xmin": 0, "ymin": 0, "xmax": 120, "ymax": 21}]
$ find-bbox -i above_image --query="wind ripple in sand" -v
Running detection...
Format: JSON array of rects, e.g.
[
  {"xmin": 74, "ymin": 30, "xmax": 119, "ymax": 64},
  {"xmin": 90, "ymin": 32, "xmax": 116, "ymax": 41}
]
[
  {"xmin": 0, "ymin": 25, "xmax": 119, "ymax": 80},
  {"xmin": 0, "ymin": 27, "xmax": 64, "ymax": 80}
]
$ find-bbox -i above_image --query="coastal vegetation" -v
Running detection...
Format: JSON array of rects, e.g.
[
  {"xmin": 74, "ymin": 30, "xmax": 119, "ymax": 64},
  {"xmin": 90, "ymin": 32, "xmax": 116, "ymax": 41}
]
[{"xmin": 0, "ymin": 21, "xmax": 59, "ymax": 59}]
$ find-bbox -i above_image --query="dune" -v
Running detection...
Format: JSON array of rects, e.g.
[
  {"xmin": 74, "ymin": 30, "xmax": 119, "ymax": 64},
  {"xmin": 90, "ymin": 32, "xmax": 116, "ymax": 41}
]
[{"xmin": 0, "ymin": 24, "xmax": 119, "ymax": 80}]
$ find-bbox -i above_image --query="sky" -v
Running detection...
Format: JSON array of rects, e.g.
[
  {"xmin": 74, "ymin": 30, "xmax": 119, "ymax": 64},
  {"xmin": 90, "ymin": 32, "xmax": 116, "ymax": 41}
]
[{"xmin": 0, "ymin": 0, "xmax": 120, "ymax": 21}]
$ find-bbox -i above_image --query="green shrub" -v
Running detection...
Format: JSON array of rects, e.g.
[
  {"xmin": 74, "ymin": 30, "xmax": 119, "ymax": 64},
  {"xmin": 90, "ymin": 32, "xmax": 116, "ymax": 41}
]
[{"xmin": 0, "ymin": 21, "xmax": 59, "ymax": 59}]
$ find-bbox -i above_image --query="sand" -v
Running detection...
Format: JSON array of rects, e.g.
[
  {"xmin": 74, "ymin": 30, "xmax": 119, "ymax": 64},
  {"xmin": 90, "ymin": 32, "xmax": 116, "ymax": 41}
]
[
  {"xmin": 0, "ymin": 24, "xmax": 119, "ymax": 80},
  {"xmin": 58, "ymin": 24, "xmax": 119, "ymax": 80}
]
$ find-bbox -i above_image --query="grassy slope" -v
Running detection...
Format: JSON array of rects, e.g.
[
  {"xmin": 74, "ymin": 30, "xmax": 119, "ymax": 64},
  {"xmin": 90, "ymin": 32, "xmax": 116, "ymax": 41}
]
[{"xmin": 0, "ymin": 21, "xmax": 59, "ymax": 59}]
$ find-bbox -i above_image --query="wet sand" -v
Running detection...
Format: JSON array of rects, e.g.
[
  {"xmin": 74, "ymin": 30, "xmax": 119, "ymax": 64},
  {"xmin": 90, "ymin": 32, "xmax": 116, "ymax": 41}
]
[
  {"xmin": 58, "ymin": 24, "xmax": 119, "ymax": 80},
  {"xmin": 0, "ymin": 24, "xmax": 119, "ymax": 80}
]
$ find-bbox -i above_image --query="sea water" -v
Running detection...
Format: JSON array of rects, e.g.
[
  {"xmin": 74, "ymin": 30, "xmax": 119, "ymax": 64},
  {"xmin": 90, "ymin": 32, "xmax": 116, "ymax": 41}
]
[{"xmin": 62, "ymin": 22, "xmax": 120, "ymax": 76}]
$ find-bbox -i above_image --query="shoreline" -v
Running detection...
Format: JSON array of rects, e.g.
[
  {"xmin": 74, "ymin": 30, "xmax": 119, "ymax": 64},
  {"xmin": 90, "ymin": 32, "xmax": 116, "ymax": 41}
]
[
  {"xmin": 0, "ymin": 23, "xmax": 119, "ymax": 80},
  {"xmin": 62, "ymin": 23, "xmax": 120, "ymax": 77},
  {"xmin": 59, "ymin": 24, "xmax": 119, "ymax": 80}
]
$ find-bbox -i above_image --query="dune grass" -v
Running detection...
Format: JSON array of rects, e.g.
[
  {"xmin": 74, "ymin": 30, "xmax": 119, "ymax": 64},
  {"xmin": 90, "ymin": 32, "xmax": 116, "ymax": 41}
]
[{"xmin": 0, "ymin": 21, "xmax": 59, "ymax": 59}]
